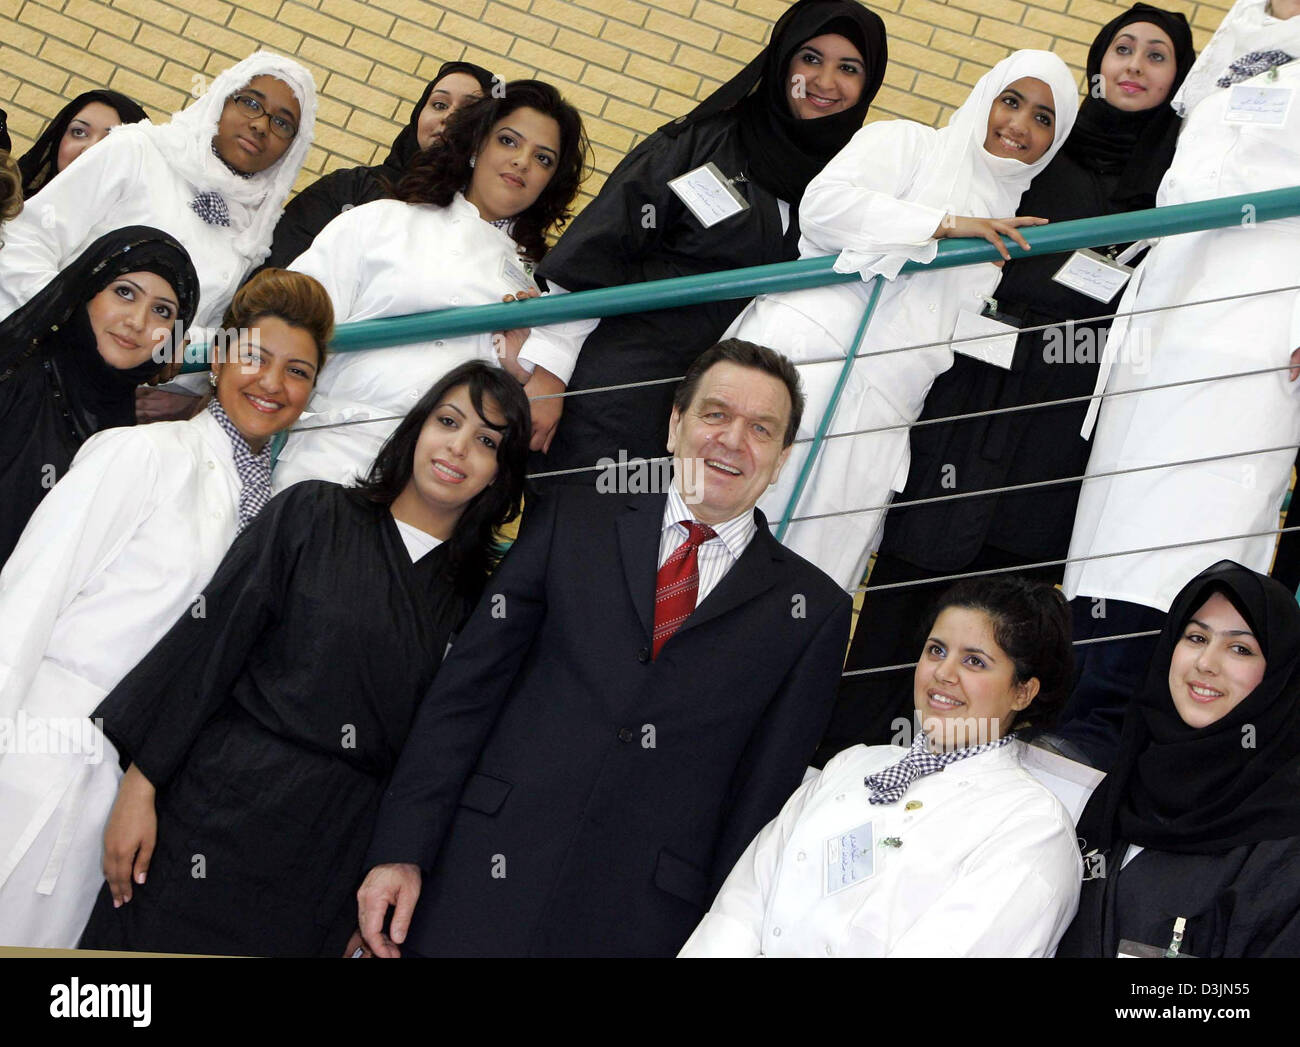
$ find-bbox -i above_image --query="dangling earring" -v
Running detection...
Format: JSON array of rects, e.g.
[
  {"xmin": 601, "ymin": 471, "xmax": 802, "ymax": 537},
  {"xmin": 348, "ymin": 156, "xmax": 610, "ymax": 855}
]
[
  {"xmin": 208, "ymin": 372, "xmax": 218, "ymax": 389},
  {"xmin": 469, "ymin": 154, "xmax": 477, "ymax": 168}
]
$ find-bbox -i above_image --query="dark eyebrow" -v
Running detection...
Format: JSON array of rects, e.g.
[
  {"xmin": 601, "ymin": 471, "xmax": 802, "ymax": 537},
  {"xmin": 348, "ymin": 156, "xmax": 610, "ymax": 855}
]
[
  {"xmin": 1115, "ymin": 30, "xmax": 1170, "ymax": 49},
  {"xmin": 116, "ymin": 277, "xmax": 178, "ymax": 310},
  {"xmin": 499, "ymin": 125, "xmax": 558, "ymax": 157},
  {"xmin": 437, "ymin": 402, "xmax": 467, "ymax": 418},
  {"xmin": 1187, "ymin": 616, "xmax": 1257, "ymax": 639},
  {"xmin": 254, "ymin": 343, "xmax": 317, "ymax": 371}
]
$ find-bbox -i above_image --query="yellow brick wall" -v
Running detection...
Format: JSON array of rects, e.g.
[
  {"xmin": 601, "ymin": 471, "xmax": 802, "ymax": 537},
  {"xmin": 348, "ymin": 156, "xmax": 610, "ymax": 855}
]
[{"xmin": 1, "ymin": 0, "xmax": 1230, "ymax": 210}]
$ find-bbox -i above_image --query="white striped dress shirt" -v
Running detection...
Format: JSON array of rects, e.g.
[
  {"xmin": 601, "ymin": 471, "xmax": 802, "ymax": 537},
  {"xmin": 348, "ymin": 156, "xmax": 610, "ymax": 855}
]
[{"xmin": 657, "ymin": 483, "xmax": 758, "ymax": 606}]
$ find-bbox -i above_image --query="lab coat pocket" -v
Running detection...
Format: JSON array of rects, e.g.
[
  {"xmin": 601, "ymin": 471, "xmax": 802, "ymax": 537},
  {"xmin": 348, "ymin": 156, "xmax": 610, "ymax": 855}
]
[
  {"xmin": 457, "ymin": 771, "xmax": 513, "ymax": 816},
  {"xmin": 653, "ymin": 847, "xmax": 709, "ymax": 909}
]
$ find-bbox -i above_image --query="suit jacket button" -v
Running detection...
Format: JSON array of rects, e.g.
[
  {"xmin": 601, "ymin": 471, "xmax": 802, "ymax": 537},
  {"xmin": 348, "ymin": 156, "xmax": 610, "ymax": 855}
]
[
  {"xmin": 617, "ymin": 727, "xmax": 635, "ymax": 743},
  {"xmin": 637, "ymin": 647, "xmax": 650, "ymax": 663}
]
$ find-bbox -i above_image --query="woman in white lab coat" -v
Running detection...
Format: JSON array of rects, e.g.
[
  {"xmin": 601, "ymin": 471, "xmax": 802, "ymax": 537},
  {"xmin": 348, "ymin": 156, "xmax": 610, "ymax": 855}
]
[
  {"xmin": 1061, "ymin": 0, "xmax": 1300, "ymax": 762},
  {"xmin": 274, "ymin": 79, "xmax": 590, "ymax": 488},
  {"xmin": 0, "ymin": 51, "xmax": 317, "ymax": 335},
  {"xmin": 0, "ymin": 268, "xmax": 331, "ymax": 949},
  {"xmin": 680, "ymin": 575, "xmax": 1081, "ymax": 958},
  {"xmin": 728, "ymin": 50, "xmax": 1079, "ymax": 591}
]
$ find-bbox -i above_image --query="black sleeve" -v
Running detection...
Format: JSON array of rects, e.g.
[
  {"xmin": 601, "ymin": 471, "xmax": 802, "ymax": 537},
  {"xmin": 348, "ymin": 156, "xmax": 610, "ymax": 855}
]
[
  {"xmin": 91, "ymin": 482, "xmax": 322, "ymax": 786},
  {"xmin": 266, "ymin": 169, "xmax": 368, "ymax": 271},
  {"xmin": 537, "ymin": 125, "xmax": 704, "ymax": 293}
]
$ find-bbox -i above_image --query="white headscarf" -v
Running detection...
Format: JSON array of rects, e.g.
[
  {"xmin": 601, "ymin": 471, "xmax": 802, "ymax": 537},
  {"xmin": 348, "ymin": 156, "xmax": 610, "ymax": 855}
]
[
  {"xmin": 1172, "ymin": 0, "xmax": 1300, "ymax": 116},
  {"xmin": 837, "ymin": 48, "xmax": 1079, "ymax": 280},
  {"xmin": 110, "ymin": 51, "xmax": 317, "ymax": 268}
]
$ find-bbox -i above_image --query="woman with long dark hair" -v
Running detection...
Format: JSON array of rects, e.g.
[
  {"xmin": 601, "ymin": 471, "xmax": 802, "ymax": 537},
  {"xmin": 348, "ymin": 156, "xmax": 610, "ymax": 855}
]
[
  {"xmin": 1057, "ymin": 560, "xmax": 1300, "ymax": 957},
  {"xmin": 274, "ymin": 78, "xmax": 590, "ymax": 487},
  {"xmin": 534, "ymin": 0, "xmax": 887, "ymax": 477},
  {"xmin": 0, "ymin": 226, "xmax": 199, "ymax": 564},
  {"xmin": 77, "ymin": 361, "xmax": 530, "ymax": 956},
  {"xmin": 264, "ymin": 61, "xmax": 494, "ymax": 269},
  {"xmin": 17, "ymin": 89, "xmax": 149, "ymax": 198},
  {"xmin": 0, "ymin": 268, "xmax": 330, "ymax": 949}
]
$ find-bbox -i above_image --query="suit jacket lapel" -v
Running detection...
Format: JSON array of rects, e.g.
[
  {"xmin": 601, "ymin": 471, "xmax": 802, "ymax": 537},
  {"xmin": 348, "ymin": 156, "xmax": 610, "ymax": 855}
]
[
  {"xmin": 675, "ymin": 510, "xmax": 782, "ymax": 640},
  {"xmin": 616, "ymin": 493, "xmax": 666, "ymax": 642}
]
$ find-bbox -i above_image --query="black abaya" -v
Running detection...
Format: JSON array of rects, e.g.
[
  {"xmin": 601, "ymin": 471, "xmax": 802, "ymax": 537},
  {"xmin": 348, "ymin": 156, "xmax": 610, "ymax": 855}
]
[{"xmin": 78, "ymin": 481, "xmax": 478, "ymax": 957}]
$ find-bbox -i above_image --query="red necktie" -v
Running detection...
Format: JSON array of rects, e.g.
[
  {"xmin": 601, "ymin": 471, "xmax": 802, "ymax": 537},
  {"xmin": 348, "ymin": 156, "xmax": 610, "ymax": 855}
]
[{"xmin": 653, "ymin": 520, "xmax": 717, "ymax": 659}]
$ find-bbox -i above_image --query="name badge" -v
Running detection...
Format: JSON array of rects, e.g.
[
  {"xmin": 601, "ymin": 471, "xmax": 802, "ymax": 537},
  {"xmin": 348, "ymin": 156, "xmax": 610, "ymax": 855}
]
[
  {"xmin": 499, "ymin": 254, "xmax": 538, "ymax": 295},
  {"xmin": 952, "ymin": 305, "xmax": 1019, "ymax": 370},
  {"xmin": 1224, "ymin": 84, "xmax": 1293, "ymax": 126},
  {"xmin": 824, "ymin": 820, "xmax": 875, "ymax": 896},
  {"xmin": 1052, "ymin": 249, "xmax": 1133, "ymax": 303},
  {"xmin": 669, "ymin": 162, "xmax": 750, "ymax": 229}
]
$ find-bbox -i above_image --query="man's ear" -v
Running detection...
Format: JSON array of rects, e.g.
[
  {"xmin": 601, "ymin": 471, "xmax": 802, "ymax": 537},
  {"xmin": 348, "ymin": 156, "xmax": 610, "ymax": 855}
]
[{"xmin": 666, "ymin": 405, "xmax": 681, "ymax": 456}]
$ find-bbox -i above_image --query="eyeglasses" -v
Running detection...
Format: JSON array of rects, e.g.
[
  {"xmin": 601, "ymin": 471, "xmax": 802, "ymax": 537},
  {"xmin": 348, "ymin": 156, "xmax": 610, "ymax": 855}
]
[{"xmin": 227, "ymin": 93, "xmax": 298, "ymax": 141}]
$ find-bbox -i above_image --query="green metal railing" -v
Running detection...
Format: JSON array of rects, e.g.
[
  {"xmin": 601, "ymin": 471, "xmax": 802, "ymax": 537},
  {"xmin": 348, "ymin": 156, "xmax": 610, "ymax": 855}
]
[{"xmin": 182, "ymin": 184, "xmax": 1300, "ymax": 531}]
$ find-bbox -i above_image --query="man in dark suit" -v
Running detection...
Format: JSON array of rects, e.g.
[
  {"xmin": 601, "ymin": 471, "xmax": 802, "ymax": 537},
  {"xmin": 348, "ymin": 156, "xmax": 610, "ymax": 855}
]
[{"xmin": 357, "ymin": 339, "xmax": 851, "ymax": 957}]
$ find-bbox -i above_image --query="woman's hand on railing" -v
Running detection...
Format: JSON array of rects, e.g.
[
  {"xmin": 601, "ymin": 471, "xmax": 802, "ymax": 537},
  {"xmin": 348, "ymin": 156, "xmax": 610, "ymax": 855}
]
[
  {"xmin": 524, "ymin": 366, "xmax": 566, "ymax": 453},
  {"xmin": 493, "ymin": 289, "xmax": 540, "ymax": 384},
  {"xmin": 933, "ymin": 214, "xmax": 1049, "ymax": 261}
]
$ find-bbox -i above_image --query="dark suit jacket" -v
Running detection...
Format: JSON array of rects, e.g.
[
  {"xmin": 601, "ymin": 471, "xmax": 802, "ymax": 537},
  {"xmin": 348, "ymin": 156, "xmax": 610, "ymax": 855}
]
[{"xmin": 365, "ymin": 486, "xmax": 851, "ymax": 957}]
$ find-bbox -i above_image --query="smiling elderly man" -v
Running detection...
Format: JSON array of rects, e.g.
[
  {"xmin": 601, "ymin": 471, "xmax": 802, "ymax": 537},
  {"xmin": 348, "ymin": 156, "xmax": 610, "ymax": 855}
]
[{"xmin": 357, "ymin": 338, "xmax": 850, "ymax": 958}]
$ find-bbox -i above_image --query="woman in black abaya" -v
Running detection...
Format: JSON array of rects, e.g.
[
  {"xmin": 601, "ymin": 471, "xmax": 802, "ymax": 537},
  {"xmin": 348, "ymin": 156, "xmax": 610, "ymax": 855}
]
[
  {"xmin": 264, "ymin": 61, "xmax": 494, "ymax": 269},
  {"xmin": 0, "ymin": 225, "xmax": 199, "ymax": 564},
  {"xmin": 1056, "ymin": 560, "xmax": 1300, "ymax": 958},
  {"xmin": 78, "ymin": 361, "xmax": 531, "ymax": 957},
  {"xmin": 534, "ymin": 0, "xmax": 887, "ymax": 474}
]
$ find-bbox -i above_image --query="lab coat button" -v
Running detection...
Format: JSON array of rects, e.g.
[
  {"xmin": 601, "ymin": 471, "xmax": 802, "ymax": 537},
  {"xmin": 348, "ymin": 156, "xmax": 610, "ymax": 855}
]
[
  {"xmin": 796, "ymin": 851, "xmax": 806, "ymax": 861},
  {"xmin": 772, "ymin": 927, "xmax": 781, "ymax": 937},
  {"xmin": 450, "ymin": 296, "xmax": 461, "ymax": 305},
  {"xmin": 835, "ymin": 793, "xmax": 845, "ymax": 801},
  {"xmin": 825, "ymin": 945, "xmax": 833, "ymax": 956},
  {"xmin": 928, "ymin": 304, "xmax": 936, "ymax": 313},
  {"xmin": 436, "ymin": 341, "xmax": 445, "ymax": 347},
  {"xmin": 617, "ymin": 727, "xmax": 635, "ymax": 743},
  {"xmin": 207, "ymin": 461, "xmax": 216, "ymax": 470}
]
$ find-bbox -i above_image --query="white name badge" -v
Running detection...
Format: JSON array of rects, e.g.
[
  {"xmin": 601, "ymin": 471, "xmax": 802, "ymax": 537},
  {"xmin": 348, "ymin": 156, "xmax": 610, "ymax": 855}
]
[
  {"xmin": 669, "ymin": 162, "xmax": 750, "ymax": 229},
  {"xmin": 499, "ymin": 254, "xmax": 538, "ymax": 295},
  {"xmin": 1052, "ymin": 249, "xmax": 1133, "ymax": 303},
  {"xmin": 952, "ymin": 307, "xmax": 1019, "ymax": 370},
  {"xmin": 824, "ymin": 820, "xmax": 875, "ymax": 896},
  {"xmin": 1224, "ymin": 84, "xmax": 1293, "ymax": 126}
]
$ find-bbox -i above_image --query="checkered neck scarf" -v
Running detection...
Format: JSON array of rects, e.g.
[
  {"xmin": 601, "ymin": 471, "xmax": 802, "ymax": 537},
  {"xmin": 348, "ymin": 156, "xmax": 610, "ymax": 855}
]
[
  {"xmin": 190, "ymin": 142, "xmax": 256, "ymax": 226},
  {"xmin": 1217, "ymin": 50, "xmax": 1294, "ymax": 87},
  {"xmin": 207, "ymin": 397, "xmax": 272, "ymax": 532},
  {"xmin": 864, "ymin": 730, "xmax": 1014, "ymax": 806}
]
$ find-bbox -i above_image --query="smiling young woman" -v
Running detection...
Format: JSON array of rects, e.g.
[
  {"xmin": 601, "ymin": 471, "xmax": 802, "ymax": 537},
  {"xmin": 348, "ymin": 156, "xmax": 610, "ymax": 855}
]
[
  {"xmin": 0, "ymin": 226, "xmax": 199, "ymax": 566},
  {"xmin": 1058, "ymin": 560, "xmax": 1300, "ymax": 958},
  {"xmin": 681, "ymin": 575, "xmax": 1082, "ymax": 958},
  {"xmin": 273, "ymin": 79, "xmax": 590, "ymax": 489},
  {"xmin": 0, "ymin": 267, "xmax": 330, "ymax": 950},
  {"xmin": 74, "ymin": 362, "xmax": 532, "ymax": 957}
]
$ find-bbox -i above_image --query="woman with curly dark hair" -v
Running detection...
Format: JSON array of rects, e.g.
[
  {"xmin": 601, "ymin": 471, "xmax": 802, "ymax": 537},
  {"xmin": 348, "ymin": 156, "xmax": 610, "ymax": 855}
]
[
  {"xmin": 77, "ymin": 361, "xmax": 530, "ymax": 956},
  {"xmin": 276, "ymin": 80, "xmax": 590, "ymax": 491}
]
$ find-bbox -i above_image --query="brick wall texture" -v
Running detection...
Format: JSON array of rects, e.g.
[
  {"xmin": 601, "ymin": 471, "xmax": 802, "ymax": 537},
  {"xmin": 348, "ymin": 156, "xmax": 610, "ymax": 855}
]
[{"xmin": 1, "ymin": 0, "xmax": 1230, "ymax": 210}]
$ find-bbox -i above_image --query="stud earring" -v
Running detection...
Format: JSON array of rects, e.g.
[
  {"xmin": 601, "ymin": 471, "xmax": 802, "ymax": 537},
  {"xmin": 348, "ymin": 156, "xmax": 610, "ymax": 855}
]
[
  {"xmin": 208, "ymin": 372, "xmax": 218, "ymax": 389},
  {"xmin": 469, "ymin": 154, "xmax": 477, "ymax": 168}
]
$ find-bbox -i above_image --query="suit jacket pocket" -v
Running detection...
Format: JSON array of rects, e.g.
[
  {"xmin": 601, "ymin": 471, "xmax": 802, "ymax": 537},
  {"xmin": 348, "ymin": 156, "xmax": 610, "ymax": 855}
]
[
  {"xmin": 457, "ymin": 771, "xmax": 513, "ymax": 815},
  {"xmin": 653, "ymin": 848, "xmax": 709, "ymax": 909}
]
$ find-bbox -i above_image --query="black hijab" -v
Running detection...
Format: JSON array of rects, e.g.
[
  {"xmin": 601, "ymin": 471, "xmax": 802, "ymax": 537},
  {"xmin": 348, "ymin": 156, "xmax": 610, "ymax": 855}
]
[
  {"xmin": 381, "ymin": 61, "xmax": 495, "ymax": 179},
  {"xmin": 664, "ymin": 0, "xmax": 886, "ymax": 204},
  {"xmin": 1064, "ymin": 3, "xmax": 1195, "ymax": 208},
  {"xmin": 0, "ymin": 225, "xmax": 200, "ymax": 435},
  {"xmin": 0, "ymin": 107, "xmax": 10, "ymax": 153},
  {"xmin": 1077, "ymin": 560, "xmax": 1300, "ymax": 858},
  {"xmin": 17, "ymin": 90, "xmax": 149, "ymax": 199}
]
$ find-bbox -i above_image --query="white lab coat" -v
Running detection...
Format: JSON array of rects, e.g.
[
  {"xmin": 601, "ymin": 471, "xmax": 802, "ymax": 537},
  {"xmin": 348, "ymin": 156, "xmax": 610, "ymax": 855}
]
[
  {"xmin": 679, "ymin": 739, "xmax": 1082, "ymax": 957},
  {"xmin": 1064, "ymin": 61, "xmax": 1300, "ymax": 612},
  {"xmin": 728, "ymin": 121, "xmax": 1001, "ymax": 590},
  {"xmin": 0, "ymin": 409, "xmax": 240, "ymax": 948},
  {"xmin": 275, "ymin": 194, "xmax": 584, "ymax": 491},
  {"xmin": 0, "ymin": 131, "xmax": 250, "ymax": 331}
]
